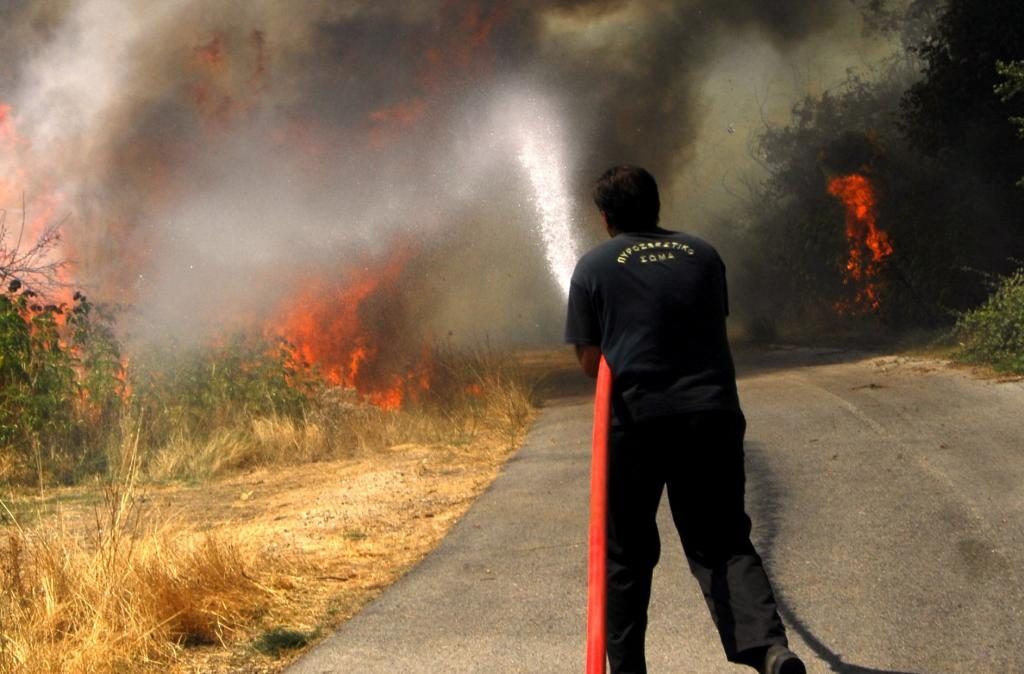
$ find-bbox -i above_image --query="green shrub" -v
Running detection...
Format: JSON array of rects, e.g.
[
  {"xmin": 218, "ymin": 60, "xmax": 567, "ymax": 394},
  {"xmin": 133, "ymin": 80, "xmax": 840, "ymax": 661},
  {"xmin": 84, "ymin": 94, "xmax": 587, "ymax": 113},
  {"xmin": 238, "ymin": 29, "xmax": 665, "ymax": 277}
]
[
  {"xmin": 251, "ymin": 627, "xmax": 317, "ymax": 656},
  {"xmin": 0, "ymin": 285, "xmax": 125, "ymax": 483},
  {"xmin": 131, "ymin": 333, "xmax": 320, "ymax": 452},
  {"xmin": 953, "ymin": 267, "xmax": 1024, "ymax": 372},
  {"xmin": 1, "ymin": 287, "xmax": 537, "ymax": 486}
]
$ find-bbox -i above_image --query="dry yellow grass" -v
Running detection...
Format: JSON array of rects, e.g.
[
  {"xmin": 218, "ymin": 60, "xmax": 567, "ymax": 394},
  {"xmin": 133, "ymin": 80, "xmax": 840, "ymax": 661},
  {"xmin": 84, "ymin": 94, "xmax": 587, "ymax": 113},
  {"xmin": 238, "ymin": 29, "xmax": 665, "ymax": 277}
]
[
  {"xmin": 0, "ymin": 526, "xmax": 272, "ymax": 673},
  {"xmin": 143, "ymin": 344, "xmax": 538, "ymax": 484},
  {"xmin": 0, "ymin": 433, "xmax": 278, "ymax": 674},
  {"xmin": 0, "ymin": 347, "xmax": 543, "ymax": 673}
]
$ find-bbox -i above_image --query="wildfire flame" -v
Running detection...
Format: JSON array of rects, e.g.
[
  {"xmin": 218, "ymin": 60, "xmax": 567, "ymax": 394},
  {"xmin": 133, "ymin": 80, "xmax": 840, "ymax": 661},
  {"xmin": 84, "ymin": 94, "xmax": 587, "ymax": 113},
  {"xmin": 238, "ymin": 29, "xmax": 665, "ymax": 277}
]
[
  {"xmin": 189, "ymin": 30, "xmax": 269, "ymax": 131},
  {"xmin": 0, "ymin": 99, "xmax": 72, "ymax": 296},
  {"xmin": 2, "ymin": 4, "xmax": 530, "ymax": 408},
  {"xmin": 269, "ymin": 251, "xmax": 431, "ymax": 411},
  {"xmin": 367, "ymin": 1, "xmax": 505, "ymax": 148},
  {"xmin": 0, "ymin": 103, "xmax": 17, "ymax": 149},
  {"xmin": 827, "ymin": 173, "xmax": 893, "ymax": 313}
]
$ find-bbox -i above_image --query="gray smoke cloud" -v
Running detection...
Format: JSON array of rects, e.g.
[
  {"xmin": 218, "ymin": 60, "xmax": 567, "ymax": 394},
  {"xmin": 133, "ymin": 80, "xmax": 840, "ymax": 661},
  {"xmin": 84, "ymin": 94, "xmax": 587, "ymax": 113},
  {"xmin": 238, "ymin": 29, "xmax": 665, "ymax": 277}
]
[{"xmin": 0, "ymin": 0, "xmax": 903, "ymax": 349}]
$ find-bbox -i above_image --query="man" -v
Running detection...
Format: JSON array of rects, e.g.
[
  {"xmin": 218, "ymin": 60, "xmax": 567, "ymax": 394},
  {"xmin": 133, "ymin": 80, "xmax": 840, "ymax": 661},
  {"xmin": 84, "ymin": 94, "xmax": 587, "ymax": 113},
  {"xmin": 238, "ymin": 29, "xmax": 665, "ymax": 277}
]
[{"xmin": 565, "ymin": 166, "xmax": 806, "ymax": 674}]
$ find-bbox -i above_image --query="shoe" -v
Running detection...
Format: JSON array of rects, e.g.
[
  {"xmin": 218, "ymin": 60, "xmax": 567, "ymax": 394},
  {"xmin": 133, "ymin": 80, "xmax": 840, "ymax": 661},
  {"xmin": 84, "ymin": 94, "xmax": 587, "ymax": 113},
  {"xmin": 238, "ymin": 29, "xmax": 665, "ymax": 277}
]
[{"xmin": 763, "ymin": 644, "xmax": 806, "ymax": 674}]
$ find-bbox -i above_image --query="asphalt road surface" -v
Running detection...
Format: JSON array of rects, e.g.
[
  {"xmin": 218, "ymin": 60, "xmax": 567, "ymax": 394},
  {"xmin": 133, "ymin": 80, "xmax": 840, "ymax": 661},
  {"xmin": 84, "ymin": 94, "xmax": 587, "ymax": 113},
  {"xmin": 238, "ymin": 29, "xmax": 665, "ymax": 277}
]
[{"xmin": 288, "ymin": 347, "xmax": 1024, "ymax": 674}]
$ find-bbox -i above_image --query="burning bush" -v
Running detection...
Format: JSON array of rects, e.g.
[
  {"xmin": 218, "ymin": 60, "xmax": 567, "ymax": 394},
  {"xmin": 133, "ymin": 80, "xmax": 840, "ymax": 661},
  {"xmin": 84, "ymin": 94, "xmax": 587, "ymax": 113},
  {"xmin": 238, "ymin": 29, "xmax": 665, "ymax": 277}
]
[
  {"xmin": 0, "ymin": 285, "xmax": 125, "ymax": 484},
  {"xmin": 0, "ymin": 269, "xmax": 537, "ymax": 487},
  {"xmin": 736, "ymin": 2, "xmax": 1024, "ymax": 338},
  {"xmin": 0, "ymin": 207, "xmax": 536, "ymax": 489},
  {"xmin": 736, "ymin": 65, "xmax": 1012, "ymax": 334},
  {"xmin": 267, "ymin": 249, "xmax": 434, "ymax": 412},
  {"xmin": 123, "ymin": 321, "xmax": 534, "ymax": 480},
  {"xmin": 827, "ymin": 172, "xmax": 894, "ymax": 314}
]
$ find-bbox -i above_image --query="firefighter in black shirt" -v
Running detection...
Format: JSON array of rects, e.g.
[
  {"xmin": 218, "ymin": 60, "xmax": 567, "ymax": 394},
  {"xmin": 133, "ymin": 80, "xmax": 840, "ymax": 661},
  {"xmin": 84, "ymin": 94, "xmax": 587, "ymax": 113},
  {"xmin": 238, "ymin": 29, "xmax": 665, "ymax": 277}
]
[{"xmin": 565, "ymin": 166, "xmax": 806, "ymax": 674}]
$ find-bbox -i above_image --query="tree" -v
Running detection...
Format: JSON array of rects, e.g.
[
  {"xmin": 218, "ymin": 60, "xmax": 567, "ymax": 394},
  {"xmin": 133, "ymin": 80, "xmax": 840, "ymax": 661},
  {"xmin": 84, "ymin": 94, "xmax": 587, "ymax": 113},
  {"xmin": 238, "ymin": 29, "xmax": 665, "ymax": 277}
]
[
  {"xmin": 995, "ymin": 59, "xmax": 1024, "ymax": 187},
  {"xmin": 736, "ymin": 64, "xmax": 984, "ymax": 328},
  {"xmin": 731, "ymin": 0, "xmax": 1024, "ymax": 335},
  {"xmin": 900, "ymin": 0, "xmax": 1024, "ymax": 188},
  {"xmin": 0, "ymin": 202, "xmax": 67, "ymax": 296},
  {"xmin": 895, "ymin": 0, "xmax": 1024, "ymax": 307},
  {"xmin": 0, "ymin": 206, "xmax": 127, "ymax": 483}
]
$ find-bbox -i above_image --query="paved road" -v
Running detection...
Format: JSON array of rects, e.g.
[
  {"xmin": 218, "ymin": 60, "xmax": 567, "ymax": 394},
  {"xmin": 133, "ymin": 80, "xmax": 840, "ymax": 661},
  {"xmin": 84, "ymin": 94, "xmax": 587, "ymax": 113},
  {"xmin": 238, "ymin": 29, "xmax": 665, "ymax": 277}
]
[{"xmin": 288, "ymin": 348, "xmax": 1024, "ymax": 673}]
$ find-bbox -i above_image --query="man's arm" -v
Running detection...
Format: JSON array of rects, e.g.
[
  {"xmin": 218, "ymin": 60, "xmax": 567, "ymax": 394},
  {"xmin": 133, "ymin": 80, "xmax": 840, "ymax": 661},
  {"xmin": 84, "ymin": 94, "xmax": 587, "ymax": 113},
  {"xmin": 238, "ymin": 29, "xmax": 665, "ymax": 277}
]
[
  {"xmin": 575, "ymin": 344, "xmax": 601, "ymax": 379},
  {"xmin": 565, "ymin": 267, "xmax": 601, "ymax": 378}
]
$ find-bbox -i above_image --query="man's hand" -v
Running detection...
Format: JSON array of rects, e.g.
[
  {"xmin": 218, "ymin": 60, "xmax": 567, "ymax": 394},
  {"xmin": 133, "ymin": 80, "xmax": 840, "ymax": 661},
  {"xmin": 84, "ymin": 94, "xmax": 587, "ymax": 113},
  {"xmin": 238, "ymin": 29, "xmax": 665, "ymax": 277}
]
[{"xmin": 575, "ymin": 344, "xmax": 601, "ymax": 379}]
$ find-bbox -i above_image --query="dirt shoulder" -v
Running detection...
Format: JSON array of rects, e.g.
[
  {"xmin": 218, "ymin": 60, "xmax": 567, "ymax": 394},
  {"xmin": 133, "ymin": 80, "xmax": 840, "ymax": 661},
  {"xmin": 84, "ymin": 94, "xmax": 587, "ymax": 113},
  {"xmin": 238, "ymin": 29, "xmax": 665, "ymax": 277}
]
[
  {"xmin": 175, "ymin": 352, "xmax": 584, "ymax": 671},
  {"xmin": 173, "ymin": 439, "xmax": 531, "ymax": 672}
]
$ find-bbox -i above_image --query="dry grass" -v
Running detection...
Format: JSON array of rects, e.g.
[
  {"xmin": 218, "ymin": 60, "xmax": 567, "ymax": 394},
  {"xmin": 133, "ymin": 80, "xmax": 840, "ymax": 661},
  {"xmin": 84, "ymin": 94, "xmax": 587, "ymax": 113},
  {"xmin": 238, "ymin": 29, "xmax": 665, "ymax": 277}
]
[
  {"xmin": 0, "ymin": 529, "xmax": 270, "ymax": 673},
  {"xmin": 144, "ymin": 344, "xmax": 538, "ymax": 483},
  {"xmin": 0, "ymin": 430, "xmax": 277, "ymax": 673},
  {"xmin": 0, "ymin": 346, "xmax": 544, "ymax": 673}
]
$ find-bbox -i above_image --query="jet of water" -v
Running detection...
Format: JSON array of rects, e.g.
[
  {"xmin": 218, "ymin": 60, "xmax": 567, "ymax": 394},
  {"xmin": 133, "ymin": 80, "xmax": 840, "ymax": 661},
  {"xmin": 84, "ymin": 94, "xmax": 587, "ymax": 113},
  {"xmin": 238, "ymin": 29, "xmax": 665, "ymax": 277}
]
[{"xmin": 494, "ymin": 90, "xmax": 581, "ymax": 298}]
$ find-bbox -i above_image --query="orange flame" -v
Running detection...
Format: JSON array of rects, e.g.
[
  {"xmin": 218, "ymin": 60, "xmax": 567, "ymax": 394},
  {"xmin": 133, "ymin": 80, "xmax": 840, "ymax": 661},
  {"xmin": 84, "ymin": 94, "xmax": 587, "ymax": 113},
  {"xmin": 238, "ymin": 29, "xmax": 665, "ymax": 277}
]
[
  {"xmin": 0, "ymin": 100, "xmax": 71, "ymax": 297},
  {"xmin": 116, "ymin": 355, "xmax": 133, "ymax": 402},
  {"xmin": 366, "ymin": 1, "xmax": 507, "ymax": 148},
  {"xmin": 827, "ymin": 173, "xmax": 893, "ymax": 313},
  {"xmin": 368, "ymin": 98, "xmax": 428, "ymax": 148},
  {"xmin": 188, "ymin": 30, "xmax": 269, "ymax": 131},
  {"xmin": 419, "ymin": 1, "xmax": 505, "ymax": 91},
  {"xmin": 0, "ymin": 102, "xmax": 17, "ymax": 149},
  {"xmin": 193, "ymin": 33, "xmax": 227, "ymax": 72},
  {"xmin": 270, "ymin": 252, "xmax": 431, "ymax": 410},
  {"xmin": 0, "ymin": 101, "xmax": 22, "ymax": 203}
]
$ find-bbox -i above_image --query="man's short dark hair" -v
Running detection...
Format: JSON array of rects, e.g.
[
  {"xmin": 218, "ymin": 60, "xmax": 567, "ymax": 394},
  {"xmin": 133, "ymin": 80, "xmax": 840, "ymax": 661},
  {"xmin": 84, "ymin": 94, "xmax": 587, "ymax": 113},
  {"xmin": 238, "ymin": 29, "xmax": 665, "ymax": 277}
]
[{"xmin": 593, "ymin": 165, "xmax": 660, "ymax": 232}]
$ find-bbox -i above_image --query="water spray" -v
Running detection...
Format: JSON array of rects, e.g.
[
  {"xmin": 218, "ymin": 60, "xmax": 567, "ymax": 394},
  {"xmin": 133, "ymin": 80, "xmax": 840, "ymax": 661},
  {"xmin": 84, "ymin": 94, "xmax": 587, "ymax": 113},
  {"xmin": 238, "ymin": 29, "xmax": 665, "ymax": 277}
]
[{"xmin": 498, "ymin": 91, "xmax": 581, "ymax": 298}]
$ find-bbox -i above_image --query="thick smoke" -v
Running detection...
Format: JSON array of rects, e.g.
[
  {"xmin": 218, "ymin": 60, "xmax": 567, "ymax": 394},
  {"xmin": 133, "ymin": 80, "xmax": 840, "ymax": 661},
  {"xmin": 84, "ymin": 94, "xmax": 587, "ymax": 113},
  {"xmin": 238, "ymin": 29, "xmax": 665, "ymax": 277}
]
[{"xmin": 0, "ymin": 0, "xmax": 900, "ymax": 347}]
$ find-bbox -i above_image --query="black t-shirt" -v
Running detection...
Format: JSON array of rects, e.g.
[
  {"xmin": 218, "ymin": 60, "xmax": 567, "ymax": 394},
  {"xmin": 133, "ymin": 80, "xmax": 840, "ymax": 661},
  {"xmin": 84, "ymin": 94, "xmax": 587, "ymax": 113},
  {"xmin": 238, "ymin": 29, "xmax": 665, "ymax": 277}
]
[{"xmin": 564, "ymin": 228, "xmax": 740, "ymax": 425}]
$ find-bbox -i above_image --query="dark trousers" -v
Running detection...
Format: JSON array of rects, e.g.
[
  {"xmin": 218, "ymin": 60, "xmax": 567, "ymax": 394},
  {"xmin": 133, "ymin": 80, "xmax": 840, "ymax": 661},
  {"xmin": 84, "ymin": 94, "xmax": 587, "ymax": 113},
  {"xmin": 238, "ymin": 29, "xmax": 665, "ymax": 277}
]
[{"xmin": 606, "ymin": 410, "xmax": 787, "ymax": 674}]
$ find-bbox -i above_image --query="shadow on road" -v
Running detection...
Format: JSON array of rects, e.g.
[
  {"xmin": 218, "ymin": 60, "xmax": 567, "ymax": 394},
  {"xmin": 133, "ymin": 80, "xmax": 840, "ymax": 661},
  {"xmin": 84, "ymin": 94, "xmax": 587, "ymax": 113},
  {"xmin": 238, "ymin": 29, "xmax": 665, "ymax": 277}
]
[
  {"xmin": 745, "ymin": 442, "xmax": 924, "ymax": 674},
  {"xmin": 519, "ymin": 350, "xmax": 596, "ymax": 401},
  {"xmin": 733, "ymin": 345, "xmax": 881, "ymax": 381}
]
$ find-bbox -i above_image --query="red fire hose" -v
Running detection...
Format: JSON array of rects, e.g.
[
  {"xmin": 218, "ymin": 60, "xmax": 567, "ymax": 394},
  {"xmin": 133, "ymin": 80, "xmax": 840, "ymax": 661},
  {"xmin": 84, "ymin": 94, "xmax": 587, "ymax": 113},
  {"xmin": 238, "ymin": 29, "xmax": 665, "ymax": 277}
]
[{"xmin": 586, "ymin": 356, "xmax": 612, "ymax": 674}]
